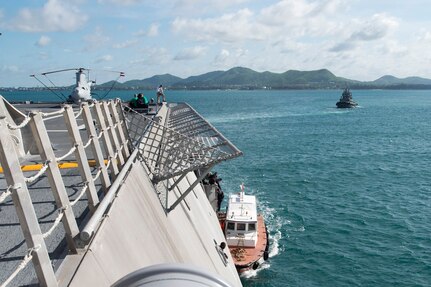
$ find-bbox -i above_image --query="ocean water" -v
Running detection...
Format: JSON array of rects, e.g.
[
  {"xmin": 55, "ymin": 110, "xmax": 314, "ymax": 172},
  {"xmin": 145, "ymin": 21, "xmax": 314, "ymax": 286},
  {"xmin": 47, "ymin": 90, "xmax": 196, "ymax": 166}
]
[{"xmin": 2, "ymin": 89, "xmax": 431, "ymax": 286}]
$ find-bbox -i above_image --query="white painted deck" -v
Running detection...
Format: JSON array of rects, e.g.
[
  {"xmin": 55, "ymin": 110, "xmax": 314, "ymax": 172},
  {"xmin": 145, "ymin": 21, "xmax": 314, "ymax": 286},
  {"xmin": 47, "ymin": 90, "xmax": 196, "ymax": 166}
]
[{"xmin": 58, "ymin": 161, "xmax": 241, "ymax": 286}]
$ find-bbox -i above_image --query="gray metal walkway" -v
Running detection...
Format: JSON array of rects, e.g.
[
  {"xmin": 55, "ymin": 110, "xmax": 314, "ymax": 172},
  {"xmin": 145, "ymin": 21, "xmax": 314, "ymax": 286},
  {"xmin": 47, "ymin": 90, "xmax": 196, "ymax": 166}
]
[{"xmin": 0, "ymin": 98, "xmax": 129, "ymax": 286}]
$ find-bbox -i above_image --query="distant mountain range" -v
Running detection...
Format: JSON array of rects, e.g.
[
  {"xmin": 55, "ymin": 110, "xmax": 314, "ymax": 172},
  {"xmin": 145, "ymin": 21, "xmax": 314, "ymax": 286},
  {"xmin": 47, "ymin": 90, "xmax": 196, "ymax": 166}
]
[
  {"xmin": 94, "ymin": 67, "xmax": 431, "ymax": 90},
  {"xmin": 4, "ymin": 67, "xmax": 431, "ymax": 91}
]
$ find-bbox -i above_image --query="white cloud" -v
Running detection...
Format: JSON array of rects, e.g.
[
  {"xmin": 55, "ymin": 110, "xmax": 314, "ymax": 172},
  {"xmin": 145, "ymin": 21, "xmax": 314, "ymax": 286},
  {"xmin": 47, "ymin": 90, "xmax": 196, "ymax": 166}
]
[
  {"xmin": 38, "ymin": 51, "xmax": 49, "ymax": 60},
  {"xmin": 2, "ymin": 65, "xmax": 19, "ymax": 73},
  {"xmin": 113, "ymin": 39, "xmax": 139, "ymax": 49},
  {"xmin": 97, "ymin": 0, "xmax": 145, "ymax": 5},
  {"xmin": 418, "ymin": 30, "xmax": 431, "ymax": 41},
  {"xmin": 148, "ymin": 23, "xmax": 159, "ymax": 37},
  {"xmin": 36, "ymin": 35, "xmax": 51, "ymax": 47},
  {"xmin": 259, "ymin": 0, "xmax": 317, "ymax": 25},
  {"xmin": 214, "ymin": 49, "xmax": 230, "ymax": 64},
  {"xmin": 10, "ymin": 0, "xmax": 87, "ymax": 32},
  {"xmin": 171, "ymin": 0, "xmax": 347, "ymax": 46},
  {"xmin": 172, "ymin": 0, "xmax": 249, "ymax": 13},
  {"xmin": 95, "ymin": 55, "xmax": 113, "ymax": 63},
  {"xmin": 350, "ymin": 14, "xmax": 398, "ymax": 41},
  {"xmin": 329, "ymin": 13, "xmax": 399, "ymax": 53},
  {"xmin": 134, "ymin": 23, "xmax": 159, "ymax": 37},
  {"xmin": 134, "ymin": 29, "xmax": 146, "ymax": 37},
  {"xmin": 213, "ymin": 48, "xmax": 250, "ymax": 69},
  {"xmin": 376, "ymin": 40, "xmax": 408, "ymax": 57},
  {"xmin": 83, "ymin": 27, "xmax": 110, "ymax": 51},
  {"xmin": 258, "ymin": 0, "xmax": 345, "ymax": 37},
  {"xmin": 329, "ymin": 41, "xmax": 357, "ymax": 52},
  {"xmin": 130, "ymin": 47, "xmax": 170, "ymax": 65},
  {"xmin": 272, "ymin": 37, "xmax": 303, "ymax": 52},
  {"xmin": 174, "ymin": 46, "xmax": 207, "ymax": 60},
  {"xmin": 172, "ymin": 9, "xmax": 270, "ymax": 43}
]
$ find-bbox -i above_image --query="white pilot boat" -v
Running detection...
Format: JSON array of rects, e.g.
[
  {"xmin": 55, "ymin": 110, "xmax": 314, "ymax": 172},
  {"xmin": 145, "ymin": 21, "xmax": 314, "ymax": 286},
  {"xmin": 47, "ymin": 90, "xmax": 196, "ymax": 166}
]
[{"xmin": 219, "ymin": 184, "xmax": 269, "ymax": 272}]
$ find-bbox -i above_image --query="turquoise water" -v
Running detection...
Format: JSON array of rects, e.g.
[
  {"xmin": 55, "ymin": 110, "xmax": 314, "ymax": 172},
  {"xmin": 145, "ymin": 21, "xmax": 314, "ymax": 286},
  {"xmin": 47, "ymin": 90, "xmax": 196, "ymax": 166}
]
[{"xmin": 2, "ymin": 89, "xmax": 431, "ymax": 286}]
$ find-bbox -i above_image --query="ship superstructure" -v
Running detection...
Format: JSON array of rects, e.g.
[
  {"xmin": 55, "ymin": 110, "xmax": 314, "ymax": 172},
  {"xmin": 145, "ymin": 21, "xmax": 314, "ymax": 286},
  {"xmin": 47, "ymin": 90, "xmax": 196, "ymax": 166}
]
[
  {"xmin": 336, "ymin": 88, "xmax": 358, "ymax": 108},
  {"xmin": 0, "ymin": 95, "xmax": 243, "ymax": 286}
]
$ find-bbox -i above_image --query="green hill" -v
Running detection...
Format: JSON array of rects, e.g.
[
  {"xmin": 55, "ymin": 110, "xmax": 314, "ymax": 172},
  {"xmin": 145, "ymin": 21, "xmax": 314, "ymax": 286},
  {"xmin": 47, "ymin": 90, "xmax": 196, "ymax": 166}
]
[
  {"xmin": 94, "ymin": 67, "xmax": 431, "ymax": 90},
  {"xmin": 177, "ymin": 70, "xmax": 225, "ymax": 87},
  {"xmin": 172, "ymin": 67, "xmax": 354, "ymax": 89},
  {"xmin": 371, "ymin": 75, "xmax": 431, "ymax": 86},
  {"xmin": 123, "ymin": 74, "xmax": 182, "ymax": 88},
  {"xmin": 95, "ymin": 80, "xmax": 126, "ymax": 89}
]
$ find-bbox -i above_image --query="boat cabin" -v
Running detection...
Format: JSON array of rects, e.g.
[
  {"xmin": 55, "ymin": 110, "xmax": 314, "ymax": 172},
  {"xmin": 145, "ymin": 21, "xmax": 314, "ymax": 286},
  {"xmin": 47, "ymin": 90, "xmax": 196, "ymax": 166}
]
[{"xmin": 225, "ymin": 192, "xmax": 258, "ymax": 248}]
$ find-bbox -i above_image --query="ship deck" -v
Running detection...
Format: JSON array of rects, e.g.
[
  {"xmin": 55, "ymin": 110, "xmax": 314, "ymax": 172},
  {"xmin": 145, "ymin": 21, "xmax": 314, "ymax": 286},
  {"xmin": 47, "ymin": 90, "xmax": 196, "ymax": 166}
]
[
  {"xmin": 0, "ymin": 102, "xmax": 113, "ymax": 285},
  {"xmin": 0, "ymin": 99, "xmax": 243, "ymax": 286}
]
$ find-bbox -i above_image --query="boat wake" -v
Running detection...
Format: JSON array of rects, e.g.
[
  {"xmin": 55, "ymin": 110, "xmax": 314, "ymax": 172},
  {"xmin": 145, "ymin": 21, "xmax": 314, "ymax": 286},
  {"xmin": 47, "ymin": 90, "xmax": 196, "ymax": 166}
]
[
  {"xmin": 207, "ymin": 111, "xmax": 289, "ymax": 124},
  {"xmin": 240, "ymin": 205, "xmax": 284, "ymax": 278},
  {"xmin": 241, "ymin": 260, "xmax": 271, "ymax": 279}
]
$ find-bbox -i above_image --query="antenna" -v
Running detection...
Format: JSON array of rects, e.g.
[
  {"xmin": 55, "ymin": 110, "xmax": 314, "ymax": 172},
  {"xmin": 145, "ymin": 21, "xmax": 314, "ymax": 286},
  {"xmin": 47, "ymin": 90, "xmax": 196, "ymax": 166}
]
[
  {"xmin": 30, "ymin": 74, "xmax": 68, "ymax": 102},
  {"xmin": 98, "ymin": 71, "xmax": 125, "ymax": 100}
]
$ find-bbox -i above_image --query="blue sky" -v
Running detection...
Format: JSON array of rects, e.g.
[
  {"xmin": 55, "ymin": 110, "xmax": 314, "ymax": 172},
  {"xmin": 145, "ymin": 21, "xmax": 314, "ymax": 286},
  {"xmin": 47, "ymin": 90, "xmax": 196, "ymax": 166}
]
[{"xmin": 1, "ymin": 0, "xmax": 431, "ymax": 87}]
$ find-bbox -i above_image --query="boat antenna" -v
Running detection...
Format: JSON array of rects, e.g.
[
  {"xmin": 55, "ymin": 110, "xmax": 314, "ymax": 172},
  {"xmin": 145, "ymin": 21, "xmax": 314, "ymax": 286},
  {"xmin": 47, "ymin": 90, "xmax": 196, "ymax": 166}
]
[
  {"xmin": 30, "ymin": 74, "xmax": 68, "ymax": 102},
  {"xmin": 239, "ymin": 183, "xmax": 245, "ymax": 201},
  {"xmin": 98, "ymin": 71, "xmax": 125, "ymax": 100}
]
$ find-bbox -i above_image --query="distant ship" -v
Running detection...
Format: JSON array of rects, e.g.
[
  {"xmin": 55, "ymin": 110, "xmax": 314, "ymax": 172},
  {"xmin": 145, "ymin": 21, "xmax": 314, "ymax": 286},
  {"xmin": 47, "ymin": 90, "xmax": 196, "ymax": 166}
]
[{"xmin": 336, "ymin": 88, "xmax": 358, "ymax": 108}]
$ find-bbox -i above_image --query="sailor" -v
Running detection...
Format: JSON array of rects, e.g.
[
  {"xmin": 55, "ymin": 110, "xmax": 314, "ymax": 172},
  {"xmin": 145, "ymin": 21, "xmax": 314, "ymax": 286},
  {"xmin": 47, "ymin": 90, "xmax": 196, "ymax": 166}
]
[
  {"xmin": 211, "ymin": 173, "xmax": 224, "ymax": 211},
  {"xmin": 156, "ymin": 85, "xmax": 166, "ymax": 104},
  {"xmin": 129, "ymin": 94, "xmax": 138, "ymax": 108},
  {"xmin": 136, "ymin": 93, "xmax": 148, "ymax": 108},
  {"xmin": 216, "ymin": 187, "xmax": 224, "ymax": 212}
]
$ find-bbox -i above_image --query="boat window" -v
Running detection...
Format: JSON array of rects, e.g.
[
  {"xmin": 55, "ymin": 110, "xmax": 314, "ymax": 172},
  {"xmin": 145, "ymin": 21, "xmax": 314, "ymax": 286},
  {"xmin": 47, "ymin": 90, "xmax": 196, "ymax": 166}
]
[
  {"xmin": 227, "ymin": 222, "xmax": 235, "ymax": 230},
  {"xmin": 237, "ymin": 223, "xmax": 246, "ymax": 231},
  {"xmin": 248, "ymin": 223, "xmax": 256, "ymax": 231}
]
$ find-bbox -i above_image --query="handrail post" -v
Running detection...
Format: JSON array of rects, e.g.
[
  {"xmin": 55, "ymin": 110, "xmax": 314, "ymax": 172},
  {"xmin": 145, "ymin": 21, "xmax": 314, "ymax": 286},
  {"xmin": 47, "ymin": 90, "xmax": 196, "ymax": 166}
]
[
  {"xmin": 109, "ymin": 100, "xmax": 130, "ymax": 159},
  {"xmin": 63, "ymin": 105, "xmax": 99, "ymax": 212},
  {"xmin": 94, "ymin": 101, "xmax": 120, "ymax": 178},
  {"xmin": 29, "ymin": 112, "xmax": 79, "ymax": 253},
  {"xmin": 81, "ymin": 102, "xmax": 111, "ymax": 192},
  {"xmin": 116, "ymin": 100, "xmax": 134, "ymax": 151},
  {"xmin": 102, "ymin": 101, "xmax": 125, "ymax": 166},
  {"xmin": 0, "ymin": 114, "xmax": 58, "ymax": 286}
]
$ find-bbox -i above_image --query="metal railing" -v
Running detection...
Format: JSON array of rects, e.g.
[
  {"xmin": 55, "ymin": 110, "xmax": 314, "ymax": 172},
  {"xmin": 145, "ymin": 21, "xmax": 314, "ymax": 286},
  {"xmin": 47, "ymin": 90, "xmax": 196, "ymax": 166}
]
[
  {"xmin": 125, "ymin": 103, "xmax": 242, "ymax": 184},
  {"xmin": 124, "ymin": 103, "xmax": 242, "ymax": 212},
  {"xmin": 0, "ymin": 97, "xmax": 130, "ymax": 287},
  {"xmin": 0, "ymin": 98, "xmax": 242, "ymax": 286}
]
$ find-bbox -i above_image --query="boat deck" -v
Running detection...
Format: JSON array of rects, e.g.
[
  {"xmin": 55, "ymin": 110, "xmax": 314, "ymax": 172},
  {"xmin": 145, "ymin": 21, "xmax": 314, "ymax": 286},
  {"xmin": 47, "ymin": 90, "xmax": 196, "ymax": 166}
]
[{"xmin": 229, "ymin": 215, "xmax": 268, "ymax": 272}]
